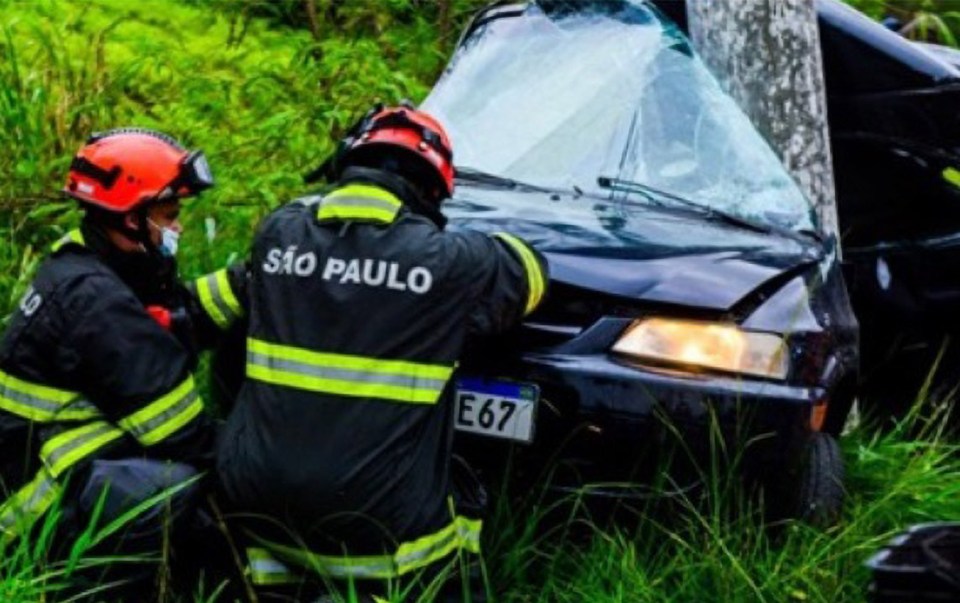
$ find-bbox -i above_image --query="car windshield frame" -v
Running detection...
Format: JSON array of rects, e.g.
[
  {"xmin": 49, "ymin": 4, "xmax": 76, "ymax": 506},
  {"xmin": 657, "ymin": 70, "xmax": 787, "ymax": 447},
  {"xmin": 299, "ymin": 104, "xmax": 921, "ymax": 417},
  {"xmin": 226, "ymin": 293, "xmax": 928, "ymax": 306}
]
[{"xmin": 423, "ymin": 0, "xmax": 817, "ymax": 235}]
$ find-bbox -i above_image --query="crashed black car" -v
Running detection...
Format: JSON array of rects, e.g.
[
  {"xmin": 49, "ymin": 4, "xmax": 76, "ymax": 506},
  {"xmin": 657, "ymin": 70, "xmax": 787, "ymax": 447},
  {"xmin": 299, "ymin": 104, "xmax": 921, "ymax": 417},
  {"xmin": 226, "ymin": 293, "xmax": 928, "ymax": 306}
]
[{"xmin": 420, "ymin": 0, "xmax": 859, "ymax": 520}]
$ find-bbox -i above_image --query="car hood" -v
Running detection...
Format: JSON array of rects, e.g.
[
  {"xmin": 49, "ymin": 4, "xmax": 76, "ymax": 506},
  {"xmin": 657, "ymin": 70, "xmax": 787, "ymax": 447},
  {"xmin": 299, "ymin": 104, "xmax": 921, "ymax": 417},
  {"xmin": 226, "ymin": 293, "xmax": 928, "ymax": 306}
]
[
  {"xmin": 543, "ymin": 249, "xmax": 817, "ymax": 311},
  {"xmin": 446, "ymin": 185, "xmax": 824, "ymax": 312}
]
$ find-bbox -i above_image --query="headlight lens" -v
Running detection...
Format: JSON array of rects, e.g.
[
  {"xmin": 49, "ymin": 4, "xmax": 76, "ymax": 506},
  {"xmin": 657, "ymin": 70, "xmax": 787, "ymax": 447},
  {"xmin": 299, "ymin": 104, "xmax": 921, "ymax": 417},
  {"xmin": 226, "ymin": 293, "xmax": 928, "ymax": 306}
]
[{"xmin": 611, "ymin": 318, "xmax": 789, "ymax": 380}]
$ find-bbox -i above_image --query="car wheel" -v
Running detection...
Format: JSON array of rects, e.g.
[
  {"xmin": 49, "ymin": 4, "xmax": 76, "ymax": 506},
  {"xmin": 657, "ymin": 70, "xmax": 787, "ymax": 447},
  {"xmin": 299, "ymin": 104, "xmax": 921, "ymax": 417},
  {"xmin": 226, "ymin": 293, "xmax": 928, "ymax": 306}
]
[{"xmin": 793, "ymin": 432, "xmax": 845, "ymax": 526}]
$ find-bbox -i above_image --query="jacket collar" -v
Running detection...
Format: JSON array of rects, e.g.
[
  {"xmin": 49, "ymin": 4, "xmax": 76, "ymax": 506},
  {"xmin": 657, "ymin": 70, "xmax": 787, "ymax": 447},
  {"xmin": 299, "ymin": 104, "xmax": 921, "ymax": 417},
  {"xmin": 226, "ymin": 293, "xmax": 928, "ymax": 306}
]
[
  {"xmin": 319, "ymin": 167, "xmax": 446, "ymax": 229},
  {"xmin": 51, "ymin": 228, "xmax": 86, "ymax": 253},
  {"xmin": 64, "ymin": 220, "xmax": 180, "ymax": 306},
  {"xmin": 317, "ymin": 182, "xmax": 404, "ymax": 225}
]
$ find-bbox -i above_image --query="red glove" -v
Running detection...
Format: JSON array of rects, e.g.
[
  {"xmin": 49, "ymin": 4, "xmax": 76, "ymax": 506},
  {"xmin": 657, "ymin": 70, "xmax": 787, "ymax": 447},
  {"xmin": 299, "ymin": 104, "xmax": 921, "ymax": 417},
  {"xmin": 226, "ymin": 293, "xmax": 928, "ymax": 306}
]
[{"xmin": 146, "ymin": 305, "xmax": 172, "ymax": 331}]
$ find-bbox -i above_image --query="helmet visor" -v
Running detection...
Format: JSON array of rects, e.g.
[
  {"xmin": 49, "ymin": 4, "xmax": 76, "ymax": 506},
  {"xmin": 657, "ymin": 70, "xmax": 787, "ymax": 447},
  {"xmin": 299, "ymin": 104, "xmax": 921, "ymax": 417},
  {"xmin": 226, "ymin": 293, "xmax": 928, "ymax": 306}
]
[
  {"xmin": 179, "ymin": 150, "xmax": 215, "ymax": 192},
  {"xmin": 155, "ymin": 150, "xmax": 215, "ymax": 201}
]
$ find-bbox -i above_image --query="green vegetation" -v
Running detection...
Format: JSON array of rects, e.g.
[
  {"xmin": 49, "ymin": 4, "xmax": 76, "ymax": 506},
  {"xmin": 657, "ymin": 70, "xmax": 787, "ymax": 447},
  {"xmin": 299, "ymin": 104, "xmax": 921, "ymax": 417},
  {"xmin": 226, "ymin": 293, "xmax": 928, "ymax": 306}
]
[
  {"xmin": 0, "ymin": 0, "xmax": 483, "ymax": 314},
  {"xmin": 0, "ymin": 0, "xmax": 958, "ymax": 601},
  {"xmin": 845, "ymin": 0, "xmax": 960, "ymax": 45}
]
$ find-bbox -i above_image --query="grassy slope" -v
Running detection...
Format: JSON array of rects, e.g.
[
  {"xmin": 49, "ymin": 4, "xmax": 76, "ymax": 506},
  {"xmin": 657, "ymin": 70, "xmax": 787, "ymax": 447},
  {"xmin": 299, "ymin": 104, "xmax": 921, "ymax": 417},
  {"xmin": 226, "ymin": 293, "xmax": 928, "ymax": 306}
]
[
  {"xmin": 0, "ymin": 1, "xmax": 958, "ymax": 602},
  {"xmin": 485, "ymin": 418, "xmax": 960, "ymax": 603}
]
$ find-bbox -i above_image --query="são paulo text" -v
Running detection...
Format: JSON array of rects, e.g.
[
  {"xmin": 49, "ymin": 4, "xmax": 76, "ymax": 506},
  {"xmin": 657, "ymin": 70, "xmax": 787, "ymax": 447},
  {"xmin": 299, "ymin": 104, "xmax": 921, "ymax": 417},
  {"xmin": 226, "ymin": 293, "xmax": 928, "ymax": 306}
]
[{"xmin": 263, "ymin": 248, "xmax": 433, "ymax": 294}]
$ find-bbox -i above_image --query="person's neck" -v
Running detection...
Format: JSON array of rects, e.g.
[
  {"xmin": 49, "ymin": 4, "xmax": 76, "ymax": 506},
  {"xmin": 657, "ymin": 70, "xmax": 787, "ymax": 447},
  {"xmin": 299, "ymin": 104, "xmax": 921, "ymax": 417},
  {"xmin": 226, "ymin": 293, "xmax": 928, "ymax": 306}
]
[
  {"xmin": 81, "ymin": 219, "xmax": 142, "ymax": 255},
  {"xmin": 104, "ymin": 227, "xmax": 143, "ymax": 253},
  {"xmin": 80, "ymin": 220, "xmax": 175, "ymax": 305}
]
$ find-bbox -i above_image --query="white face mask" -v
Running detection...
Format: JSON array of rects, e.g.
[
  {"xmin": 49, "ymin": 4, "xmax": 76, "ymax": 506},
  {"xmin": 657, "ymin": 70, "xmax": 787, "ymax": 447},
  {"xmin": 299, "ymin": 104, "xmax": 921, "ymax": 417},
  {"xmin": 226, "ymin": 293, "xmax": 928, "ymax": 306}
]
[{"xmin": 147, "ymin": 218, "xmax": 181, "ymax": 257}]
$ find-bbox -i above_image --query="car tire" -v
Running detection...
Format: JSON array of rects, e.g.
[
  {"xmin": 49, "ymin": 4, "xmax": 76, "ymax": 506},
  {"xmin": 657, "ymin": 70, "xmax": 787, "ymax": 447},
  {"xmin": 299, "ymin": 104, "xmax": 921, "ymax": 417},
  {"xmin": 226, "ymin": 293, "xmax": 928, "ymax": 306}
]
[{"xmin": 793, "ymin": 432, "xmax": 845, "ymax": 526}]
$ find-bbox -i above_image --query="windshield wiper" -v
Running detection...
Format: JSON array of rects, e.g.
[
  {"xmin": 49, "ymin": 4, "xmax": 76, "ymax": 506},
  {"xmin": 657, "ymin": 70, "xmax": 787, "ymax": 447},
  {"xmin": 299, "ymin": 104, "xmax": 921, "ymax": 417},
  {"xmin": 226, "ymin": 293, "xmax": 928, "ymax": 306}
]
[
  {"xmin": 597, "ymin": 176, "xmax": 774, "ymax": 235},
  {"xmin": 455, "ymin": 166, "xmax": 555, "ymax": 193}
]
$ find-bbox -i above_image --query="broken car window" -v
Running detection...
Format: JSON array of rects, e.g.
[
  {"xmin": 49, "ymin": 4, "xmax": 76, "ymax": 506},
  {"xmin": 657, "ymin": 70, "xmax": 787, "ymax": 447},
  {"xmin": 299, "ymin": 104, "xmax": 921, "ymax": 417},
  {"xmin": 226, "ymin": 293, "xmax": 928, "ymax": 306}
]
[{"xmin": 423, "ymin": 1, "xmax": 815, "ymax": 234}]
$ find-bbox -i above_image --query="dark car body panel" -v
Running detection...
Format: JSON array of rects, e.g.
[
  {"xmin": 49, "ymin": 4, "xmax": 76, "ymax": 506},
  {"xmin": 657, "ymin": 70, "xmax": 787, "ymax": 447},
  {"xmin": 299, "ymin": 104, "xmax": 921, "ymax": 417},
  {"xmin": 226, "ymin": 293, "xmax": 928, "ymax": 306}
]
[
  {"xmin": 544, "ymin": 250, "xmax": 808, "ymax": 312},
  {"xmin": 445, "ymin": 186, "xmax": 825, "ymax": 313},
  {"xmin": 818, "ymin": 1, "xmax": 960, "ymax": 408}
]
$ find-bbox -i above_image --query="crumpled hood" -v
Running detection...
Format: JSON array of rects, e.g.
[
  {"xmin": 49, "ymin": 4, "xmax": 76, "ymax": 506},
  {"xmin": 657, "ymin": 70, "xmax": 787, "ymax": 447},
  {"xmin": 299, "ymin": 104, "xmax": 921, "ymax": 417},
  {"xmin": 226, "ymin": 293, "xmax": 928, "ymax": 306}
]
[
  {"xmin": 445, "ymin": 186, "xmax": 824, "ymax": 313},
  {"xmin": 544, "ymin": 247, "xmax": 820, "ymax": 311}
]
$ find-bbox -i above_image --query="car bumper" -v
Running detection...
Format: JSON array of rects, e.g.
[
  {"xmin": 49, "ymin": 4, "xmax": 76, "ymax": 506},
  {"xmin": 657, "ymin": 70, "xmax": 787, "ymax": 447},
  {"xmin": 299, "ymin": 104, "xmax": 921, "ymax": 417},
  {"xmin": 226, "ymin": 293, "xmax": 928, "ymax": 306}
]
[{"xmin": 457, "ymin": 352, "xmax": 825, "ymax": 493}]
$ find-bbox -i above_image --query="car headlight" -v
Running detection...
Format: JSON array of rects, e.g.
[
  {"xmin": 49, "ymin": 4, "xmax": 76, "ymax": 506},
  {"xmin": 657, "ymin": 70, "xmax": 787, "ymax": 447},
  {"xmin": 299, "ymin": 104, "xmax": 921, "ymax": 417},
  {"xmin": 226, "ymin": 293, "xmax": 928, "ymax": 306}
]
[{"xmin": 611, "ymin": 318, "xmax": 789, "ymax": 380}]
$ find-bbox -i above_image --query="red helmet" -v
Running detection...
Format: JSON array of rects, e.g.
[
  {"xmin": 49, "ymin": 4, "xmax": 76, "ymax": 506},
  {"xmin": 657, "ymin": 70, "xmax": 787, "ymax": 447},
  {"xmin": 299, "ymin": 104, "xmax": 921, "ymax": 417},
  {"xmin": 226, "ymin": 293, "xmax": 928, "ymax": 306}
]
[
  {"xmin": 338, "ymin": 104, "xmax": 455, "ymax": 199},
  {"xmin": 63, "ymin": 128, "xmax": 214, "ymax": 212}
]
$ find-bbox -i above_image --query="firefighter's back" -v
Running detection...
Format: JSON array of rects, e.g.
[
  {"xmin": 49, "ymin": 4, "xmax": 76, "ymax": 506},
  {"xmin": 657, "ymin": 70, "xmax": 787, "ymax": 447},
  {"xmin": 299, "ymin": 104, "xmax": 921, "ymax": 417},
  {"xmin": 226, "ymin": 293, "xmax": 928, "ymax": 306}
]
[{"xmin": 217, "ymin": 189, "xmax": 516, "ymax": 549}]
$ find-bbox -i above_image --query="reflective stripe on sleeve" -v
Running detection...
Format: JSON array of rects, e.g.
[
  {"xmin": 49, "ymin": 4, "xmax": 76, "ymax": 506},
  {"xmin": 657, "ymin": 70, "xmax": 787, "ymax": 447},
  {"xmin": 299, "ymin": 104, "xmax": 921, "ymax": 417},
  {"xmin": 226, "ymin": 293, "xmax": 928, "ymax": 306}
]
[
  {"xmin": 945, "ymin": 167, "xmax": 960, "ymax": 189},
  {"xmin": 40, "ymin": 421, "xmax": 124, "ymax": 478},
  {"xmin": 245, "ymin": 338, "xmax": 453, "ymax": 405},
  {"xmin": 250, "ymin": 515, "xmax": 482, "ymax": 580},
  {"xmin": 0, "ymin": 467, "xmax": 60, "ymax": 543},
  {"xmin": 195, "ymin": 268, "xmax": 244, "ymax": 329},
  {"xmin": 0, "ymin": 369, "xmax": 100, "ymax": 422},
  {"xmin": 493, "ymin": 232, "xmax": 547, "ymax": 315},
  {"xmin": 117, "ymin": 377, "xmax": 204, "ymax": 446},
  {"xmin": 317, "ymin": 185, "xmax": 402, "ymax": 224}
]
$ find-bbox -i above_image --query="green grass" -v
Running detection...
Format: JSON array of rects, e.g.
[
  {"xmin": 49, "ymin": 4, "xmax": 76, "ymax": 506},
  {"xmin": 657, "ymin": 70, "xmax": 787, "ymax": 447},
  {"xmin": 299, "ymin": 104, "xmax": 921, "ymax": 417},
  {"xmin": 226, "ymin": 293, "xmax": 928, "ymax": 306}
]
[
  {"xmin": 3, "ymin": 406, "xmax": 956, "ymax": 602},
  {"xmin": 466, "ymin": 390, "xmax": 958, "ymax": 603},
  {"xmin": 481, "ymin": 418, "xmax": 960, "ymax": 603},
  {"xmin": 1, "ymin": 0, "xmax": 959, "ymax": 601},
  {"xmin": 845, "ymin": 0, "xmax": 960, "ymax": 46}
]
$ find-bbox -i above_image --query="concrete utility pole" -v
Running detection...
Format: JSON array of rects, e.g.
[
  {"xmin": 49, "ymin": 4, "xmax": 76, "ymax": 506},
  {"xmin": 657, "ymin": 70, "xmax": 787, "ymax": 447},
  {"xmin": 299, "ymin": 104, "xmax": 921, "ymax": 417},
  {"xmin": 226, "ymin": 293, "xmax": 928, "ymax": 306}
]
[{"xmin": 687, "ymin": 0, "xmax": 840, "ymax": 241}]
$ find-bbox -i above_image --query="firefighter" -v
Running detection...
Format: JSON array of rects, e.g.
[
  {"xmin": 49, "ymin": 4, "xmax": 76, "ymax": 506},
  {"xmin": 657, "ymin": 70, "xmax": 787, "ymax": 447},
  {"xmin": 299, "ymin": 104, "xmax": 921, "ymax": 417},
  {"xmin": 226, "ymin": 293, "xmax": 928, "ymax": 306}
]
[
  {"xmin": 0, "ymin": 128, "xmax": 219, "ymax": 576},
  {"xmin": 211, "ymin": 104, "xmax": 548, "ymax": 600}
]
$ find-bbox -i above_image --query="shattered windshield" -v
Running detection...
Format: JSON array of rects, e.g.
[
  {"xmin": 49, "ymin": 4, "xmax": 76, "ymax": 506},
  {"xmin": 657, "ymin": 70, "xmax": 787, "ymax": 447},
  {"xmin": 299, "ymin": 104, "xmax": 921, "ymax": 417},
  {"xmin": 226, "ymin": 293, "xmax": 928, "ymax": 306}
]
[{"xmin": 422, "ymin": 0, "xmax": 815, "ymax": 233}]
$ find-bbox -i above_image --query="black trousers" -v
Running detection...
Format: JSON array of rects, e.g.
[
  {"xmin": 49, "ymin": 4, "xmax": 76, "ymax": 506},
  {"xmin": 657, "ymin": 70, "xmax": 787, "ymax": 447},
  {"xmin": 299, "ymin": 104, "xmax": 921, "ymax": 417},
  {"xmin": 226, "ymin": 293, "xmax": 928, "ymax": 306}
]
[
  {"xmin": 237, "ymin": 455, "xmax": 491, "ymax": 602},
  {"xmin": 47, "ymin": 458, "xmax": 207, "ymax": 601}
]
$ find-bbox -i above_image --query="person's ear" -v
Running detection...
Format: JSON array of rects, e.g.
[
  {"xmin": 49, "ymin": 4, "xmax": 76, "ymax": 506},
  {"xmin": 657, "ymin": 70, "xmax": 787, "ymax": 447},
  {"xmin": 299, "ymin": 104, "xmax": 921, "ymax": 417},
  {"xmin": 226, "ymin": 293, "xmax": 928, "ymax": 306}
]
[{"xmin": 123, "ymin": 212, "xmax": 141, "ymax": 232}]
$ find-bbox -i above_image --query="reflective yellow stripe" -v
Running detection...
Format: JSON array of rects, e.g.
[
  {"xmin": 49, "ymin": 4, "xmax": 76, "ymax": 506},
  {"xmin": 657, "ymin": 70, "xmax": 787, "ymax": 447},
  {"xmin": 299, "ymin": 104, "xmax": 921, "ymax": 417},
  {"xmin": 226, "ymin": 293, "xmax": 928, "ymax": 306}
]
[
  {"xmin": 317, "ymin": 184, "xmax": 402, "ymax": 224},
  {"xmin": 317, "ymin": 205, "xmax": 399, "ymax": 223},
  {"xmin": 195, "ymin": 268, "xmax": 243, "ymax": 330},
  {"xmin": 325, "ymin": 184, "xmax": 403, "ymax": 207},
  {"xmin": 216, "ymin": 269, "xmax": 243, "ymax": 317},
  {"xmin": 246, "ymin": 338, "xmax": 453, "ymax": 404},
  {"xmin": 0, "ymin": 369, "xmax": 100, "ymax": 422},
  {"xmin": 493, "ymin": 232, "xmax": 547, "ymax": 315},
  {"xmin": 117, "ymin": 377, "xmax": 203, "ymax": 446},
  {"xmin": 250, "ymin": 516, "xmax": 482, "ymax": 580},
  {"xmin": 51, "ymin": 228, "xmax": 85, "ymax": 252},
  {"xmin": 40, "ymin": 421, "xmax": 124, "ymax": 478},
  {"xmin": 0, "ymin": 467, "xmax": 60, "ymax": 542},
  {"xmin": 395, "ymin": 515, "xmax": 482, "ymax": 574},
  {"xmin": 247, "ymin": 339, "xmax": 451, "ymax": 379},
  {"xmin": 246, "ymin": 364, "xmax": 445, "ymax": 403},
  {"xmin": 945, "ymin": 167, "xmax": 960, "ymax": 189},
  {"xmin": 196, "ymin": 274, "xmax": 227, "ymax": 327},
  {"xmin": 246, "ymin": 548, "xmax": 300, "ymax": 586},
  {"xmin": 0, "ymin": 370, "xmax": 75, "ymax": 403}
]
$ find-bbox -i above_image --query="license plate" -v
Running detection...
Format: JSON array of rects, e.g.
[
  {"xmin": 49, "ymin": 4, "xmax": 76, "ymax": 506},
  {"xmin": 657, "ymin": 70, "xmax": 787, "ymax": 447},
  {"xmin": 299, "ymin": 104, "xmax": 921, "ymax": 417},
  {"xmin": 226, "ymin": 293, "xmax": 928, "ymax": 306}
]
[{"xmin": 454, "ymin": 378, "xmax": 538, "ymax": 443}]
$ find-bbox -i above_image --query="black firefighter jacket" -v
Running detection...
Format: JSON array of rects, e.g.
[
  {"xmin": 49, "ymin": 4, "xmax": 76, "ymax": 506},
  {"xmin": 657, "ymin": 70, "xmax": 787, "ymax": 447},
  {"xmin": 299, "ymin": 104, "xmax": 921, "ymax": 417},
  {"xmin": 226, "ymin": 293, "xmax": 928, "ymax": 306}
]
[
  {"xmin": 211, "ymin": 177, "xmax": 548, "ymax": 580},
  {"xmin": 0, "ymin": 224, "xmax": 216, "ymax": 542}
]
